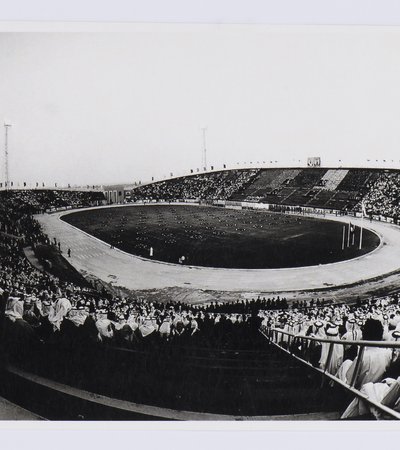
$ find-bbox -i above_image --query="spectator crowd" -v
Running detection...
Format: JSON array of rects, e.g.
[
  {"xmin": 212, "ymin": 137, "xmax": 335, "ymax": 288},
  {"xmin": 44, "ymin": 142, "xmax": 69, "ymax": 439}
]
[
  {"xmin": 2, "ymin": 178, "xmax": 400, "ymax": 419},
  {"xmin": 359, "ymin": 172, "xmax": 400, "ymax": 221},
  {"xmin": 0, "ymin": 189, "xmax": 271, "ymax": 366},
  {"xmin": 130, "ymin": 170, "xmax": 259, "ymax": 202},
  {"xmin": 130, "ymin": 168, "xmax": 400, "ymax": 223},
  {"xmin": 262, "ymin": 294, "xmax": 400, "ymax": 419}
]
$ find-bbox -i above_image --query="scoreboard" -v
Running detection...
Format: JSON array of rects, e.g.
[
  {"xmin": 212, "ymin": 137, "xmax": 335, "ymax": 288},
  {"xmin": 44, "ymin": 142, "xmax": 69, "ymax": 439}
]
[{"xmin": 307, "ymin": 157, "xmax": 321, "ymax": 167}]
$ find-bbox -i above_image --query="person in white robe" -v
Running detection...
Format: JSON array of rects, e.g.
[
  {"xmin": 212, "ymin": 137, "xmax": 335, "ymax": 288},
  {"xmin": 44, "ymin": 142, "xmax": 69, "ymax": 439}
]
[
  {"xmin": 341, "ymin": 377, "xmax": 400, "ymax": 419},
  {"xmin": 48, "ymin": 297, "xmax": 72, "ymax": 331},
  {"xmin": 309, "ymin": 320, "xmax": 325, "ymax": 338},
  {"xmin": 4, "ymin": 297, "xmax": 24, "ymax": 322},
  {"xmin": 280, "ymin": 321, "xmax": 291, "ymax": 346},
  {"xmin": 319, "ymin": 325, "xmax": 344, "ymax": 375},
  {"xmin": 335, "ymin": 341, "xmax": 359, "ymax": 384},
  {"xmin": 114, "ymin": 314, "xmax": 127, "ymax": 331},
  {"xmin": 345, "ymin": 320, "xmax": 392, "ymax": 390},
  {"xmin": 341, "ymin": 318, "xmax": 362, "ymax": 343},
  {"xmin": 336, "ymin": 359, "xmax": 354, "ymax": 384},
  {"xmin": 66, "ymin": 309, "xmax": 89, "ymax": 327},
  {"xmin": 127, "ymin": 314, "xmax": 139, "ymax": 332},
  {"xmin": 261, "ymin": 315, "xmax": 269, "ymax": 329},
  {"xmin": 139, "ymin": 317, "xmax": 156, "ymax": 338},
  {"xmin": 382, "ymin": 315, "xmax": 391, "ymax": 341},
  {"xmin": 159, "ymin": 316, "xmax": 171, "ymax": 338},
  {"xmin": 298, "ymin": 319, "xmax": 313, "ymax": 337},
  {"xmin": 190, "ymin": 318, "xmax": 199, "ymax": 336},
  {"xmin": 95, "ymin": 318, "xmax": 114, "ymax": 341}
]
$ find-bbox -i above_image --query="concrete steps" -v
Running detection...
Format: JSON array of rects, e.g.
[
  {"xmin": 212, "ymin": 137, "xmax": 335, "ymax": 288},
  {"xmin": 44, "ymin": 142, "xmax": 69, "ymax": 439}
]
[{"xmin": 0, "ymin": 338, "xmax": 351, "ymax": 419}]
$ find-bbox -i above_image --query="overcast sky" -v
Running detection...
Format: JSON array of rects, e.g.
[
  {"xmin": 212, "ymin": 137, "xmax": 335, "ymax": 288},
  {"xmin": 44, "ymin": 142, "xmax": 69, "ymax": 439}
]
[{"xmin": 1, "ymin": 25, "xmax": 400, "ymax": 186}]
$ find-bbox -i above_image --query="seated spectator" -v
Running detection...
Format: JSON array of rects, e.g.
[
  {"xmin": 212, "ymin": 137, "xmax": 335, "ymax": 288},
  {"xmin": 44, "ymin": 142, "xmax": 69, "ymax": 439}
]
[
  {"xmin": 336, "ymin": 345, "xmax": 359, "ymax": 384},
  {"xmin": 48, "ymin": 296, "xmax": 72, "ymax": 332},
  {"xmin": 3, "ymin": 296, "xmax": 41, "ymax": 362},
  {"xmin": 113, "ymin": 324, "xmax": 135, "ymax": 348},
  {"xmin": 96, "ymin": 317, "xmax": 114, "ymax": 343},
  {"xmin": 345, "ymin": 319, "xmax": 392, "ymax": 389},
  {"xmin": 341, "ymin": 377, "xmax": 400, "ymax": 419},
  {"xmin": 159, "ymin": 316, "xmax": 172, "ymax": 339}
]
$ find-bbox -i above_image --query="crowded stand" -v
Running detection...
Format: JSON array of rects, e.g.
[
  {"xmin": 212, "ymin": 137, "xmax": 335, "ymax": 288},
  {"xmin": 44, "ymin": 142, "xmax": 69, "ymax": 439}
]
[
  {"xmin": 0, "ymin": 189, "xmax": 105, "ymax": 216},
  {"xmin": 0, "ymin": 189, "xmax": 278, "ymax": 365},
  {"xmin": 130, "ymin": 169, "xmax": 260, "ymax": 202},
  {"xmin": 3, "ymin": 169, "xmax": 400, "ymax": 417},
  {"xmin": 129, "ymin": 168, "xmax": 400, "ymax": 221},
  {"xmin": 358, "ymin": 172, "xmax": 400, "ymax": 221},
  {"xmin": 261, "ymin": 293, "xmax": 400, "ymax": 419}
]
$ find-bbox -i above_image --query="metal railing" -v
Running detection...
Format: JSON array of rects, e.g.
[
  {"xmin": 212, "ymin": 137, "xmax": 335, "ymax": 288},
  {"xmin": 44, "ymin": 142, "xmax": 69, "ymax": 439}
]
[{"xmin": 261, "ymin": 326, "xmax": 400, "ymax": 420}]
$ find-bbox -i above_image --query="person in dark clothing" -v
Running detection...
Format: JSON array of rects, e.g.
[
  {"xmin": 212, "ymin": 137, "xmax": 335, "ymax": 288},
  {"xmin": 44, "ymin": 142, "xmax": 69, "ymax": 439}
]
[
  {"xmin": 80, "ymin": 315, "xmax": 100, "ymax": 344},
  {"xmin": 3, "ymin": 314, "xmax": 41, "ymax": 366},
  {"xmin": 114, "ymin": 324, "xmax": 135, "ymax": 348}
]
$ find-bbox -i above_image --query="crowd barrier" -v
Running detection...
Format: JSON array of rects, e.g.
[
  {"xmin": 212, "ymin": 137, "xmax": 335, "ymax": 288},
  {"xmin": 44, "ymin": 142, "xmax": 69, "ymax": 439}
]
[
  {"xmin": 213, "ymin": 199, "xmax": 400, "ymax": 227},
  {"xmin": 261, "ymin": 327, "xmax": 400, "ymax": 420},
  {"xmin": 45, "ymin": 201, "xmax": 107, "ymax": 214}
]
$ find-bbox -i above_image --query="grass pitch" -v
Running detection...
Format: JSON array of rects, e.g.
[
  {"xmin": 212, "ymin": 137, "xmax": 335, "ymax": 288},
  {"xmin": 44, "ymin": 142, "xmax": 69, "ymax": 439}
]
[{"xmin": 62, "ymin": 205, "xmax": 379, "ymax": 269}]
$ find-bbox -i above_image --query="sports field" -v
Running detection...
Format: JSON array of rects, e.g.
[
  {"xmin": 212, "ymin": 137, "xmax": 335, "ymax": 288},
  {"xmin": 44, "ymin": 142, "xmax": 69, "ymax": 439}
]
[{"xmin": 62, "ymin": 205, "xmax": 379, "ymax": 269}]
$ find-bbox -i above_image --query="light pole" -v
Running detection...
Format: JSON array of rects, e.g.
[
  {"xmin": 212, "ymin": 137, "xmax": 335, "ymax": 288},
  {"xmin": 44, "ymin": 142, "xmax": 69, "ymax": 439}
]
[
  {"xmin": 4, "ymin": 121, "xmax": 11, "ymax": 190},
  {"xmin": 201, "ymin": 127, "xmax": 207, "ymax": 170}
]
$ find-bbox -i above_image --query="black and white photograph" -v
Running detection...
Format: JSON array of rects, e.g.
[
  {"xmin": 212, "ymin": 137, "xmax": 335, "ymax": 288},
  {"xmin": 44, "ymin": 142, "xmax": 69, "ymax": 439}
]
[{"xmin": 3, "ymin": 3, "xmax": 400, "ymax": 442}]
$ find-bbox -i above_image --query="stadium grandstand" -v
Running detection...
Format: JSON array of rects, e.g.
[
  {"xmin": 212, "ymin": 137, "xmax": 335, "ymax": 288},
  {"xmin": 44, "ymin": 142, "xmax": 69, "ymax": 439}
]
[
  {"xmin": 2, "ymin": 165, "xmax": 400, "ymax": 420},
  {"xmin": 128, "ymin": 167, "xmax": 399, "ymax": 220}
]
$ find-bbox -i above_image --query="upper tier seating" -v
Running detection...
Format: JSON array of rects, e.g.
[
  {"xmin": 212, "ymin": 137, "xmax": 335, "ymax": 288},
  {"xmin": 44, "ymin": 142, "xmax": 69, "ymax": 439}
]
[{"xmin": 129, "ymin": 167, "xmax": 400, "ymax": 216}]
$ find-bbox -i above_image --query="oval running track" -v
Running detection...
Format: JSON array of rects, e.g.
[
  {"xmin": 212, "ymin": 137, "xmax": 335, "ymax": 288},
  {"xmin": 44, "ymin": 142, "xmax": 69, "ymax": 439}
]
[{"xmin": 35, "ymin": 203, "xmax": 400, "ymax": 293}]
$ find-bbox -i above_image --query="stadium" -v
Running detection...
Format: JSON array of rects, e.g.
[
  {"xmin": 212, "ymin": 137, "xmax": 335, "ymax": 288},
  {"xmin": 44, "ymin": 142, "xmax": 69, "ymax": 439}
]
[
  {"xmin": 3, "ymin": 27, "xmax": 400, "ymax": 422},
  {"xmin": 2, "ymin": 164, "xmax": 400, "ymax": 420}
]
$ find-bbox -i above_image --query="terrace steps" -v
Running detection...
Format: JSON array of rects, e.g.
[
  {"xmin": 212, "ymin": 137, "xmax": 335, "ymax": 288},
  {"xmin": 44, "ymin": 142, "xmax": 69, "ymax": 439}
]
[
  {"xmin": 0, "ymin": 337, "xmax": 350, "ymax": 419},
  {"xmin": 319, "ymin": 169, "xmax": 349, "ymax": 191}
]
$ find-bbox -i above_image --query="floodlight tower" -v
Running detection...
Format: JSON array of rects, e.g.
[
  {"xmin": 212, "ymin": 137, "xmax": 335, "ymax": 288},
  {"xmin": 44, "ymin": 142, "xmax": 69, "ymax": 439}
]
[
  {"xmin": 4, "ymin": 121, "xmax": 11, "ymax": 190},
  {"xmin": 201, "ymin": 127, "xmax": 207, "ymax": 170}
]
